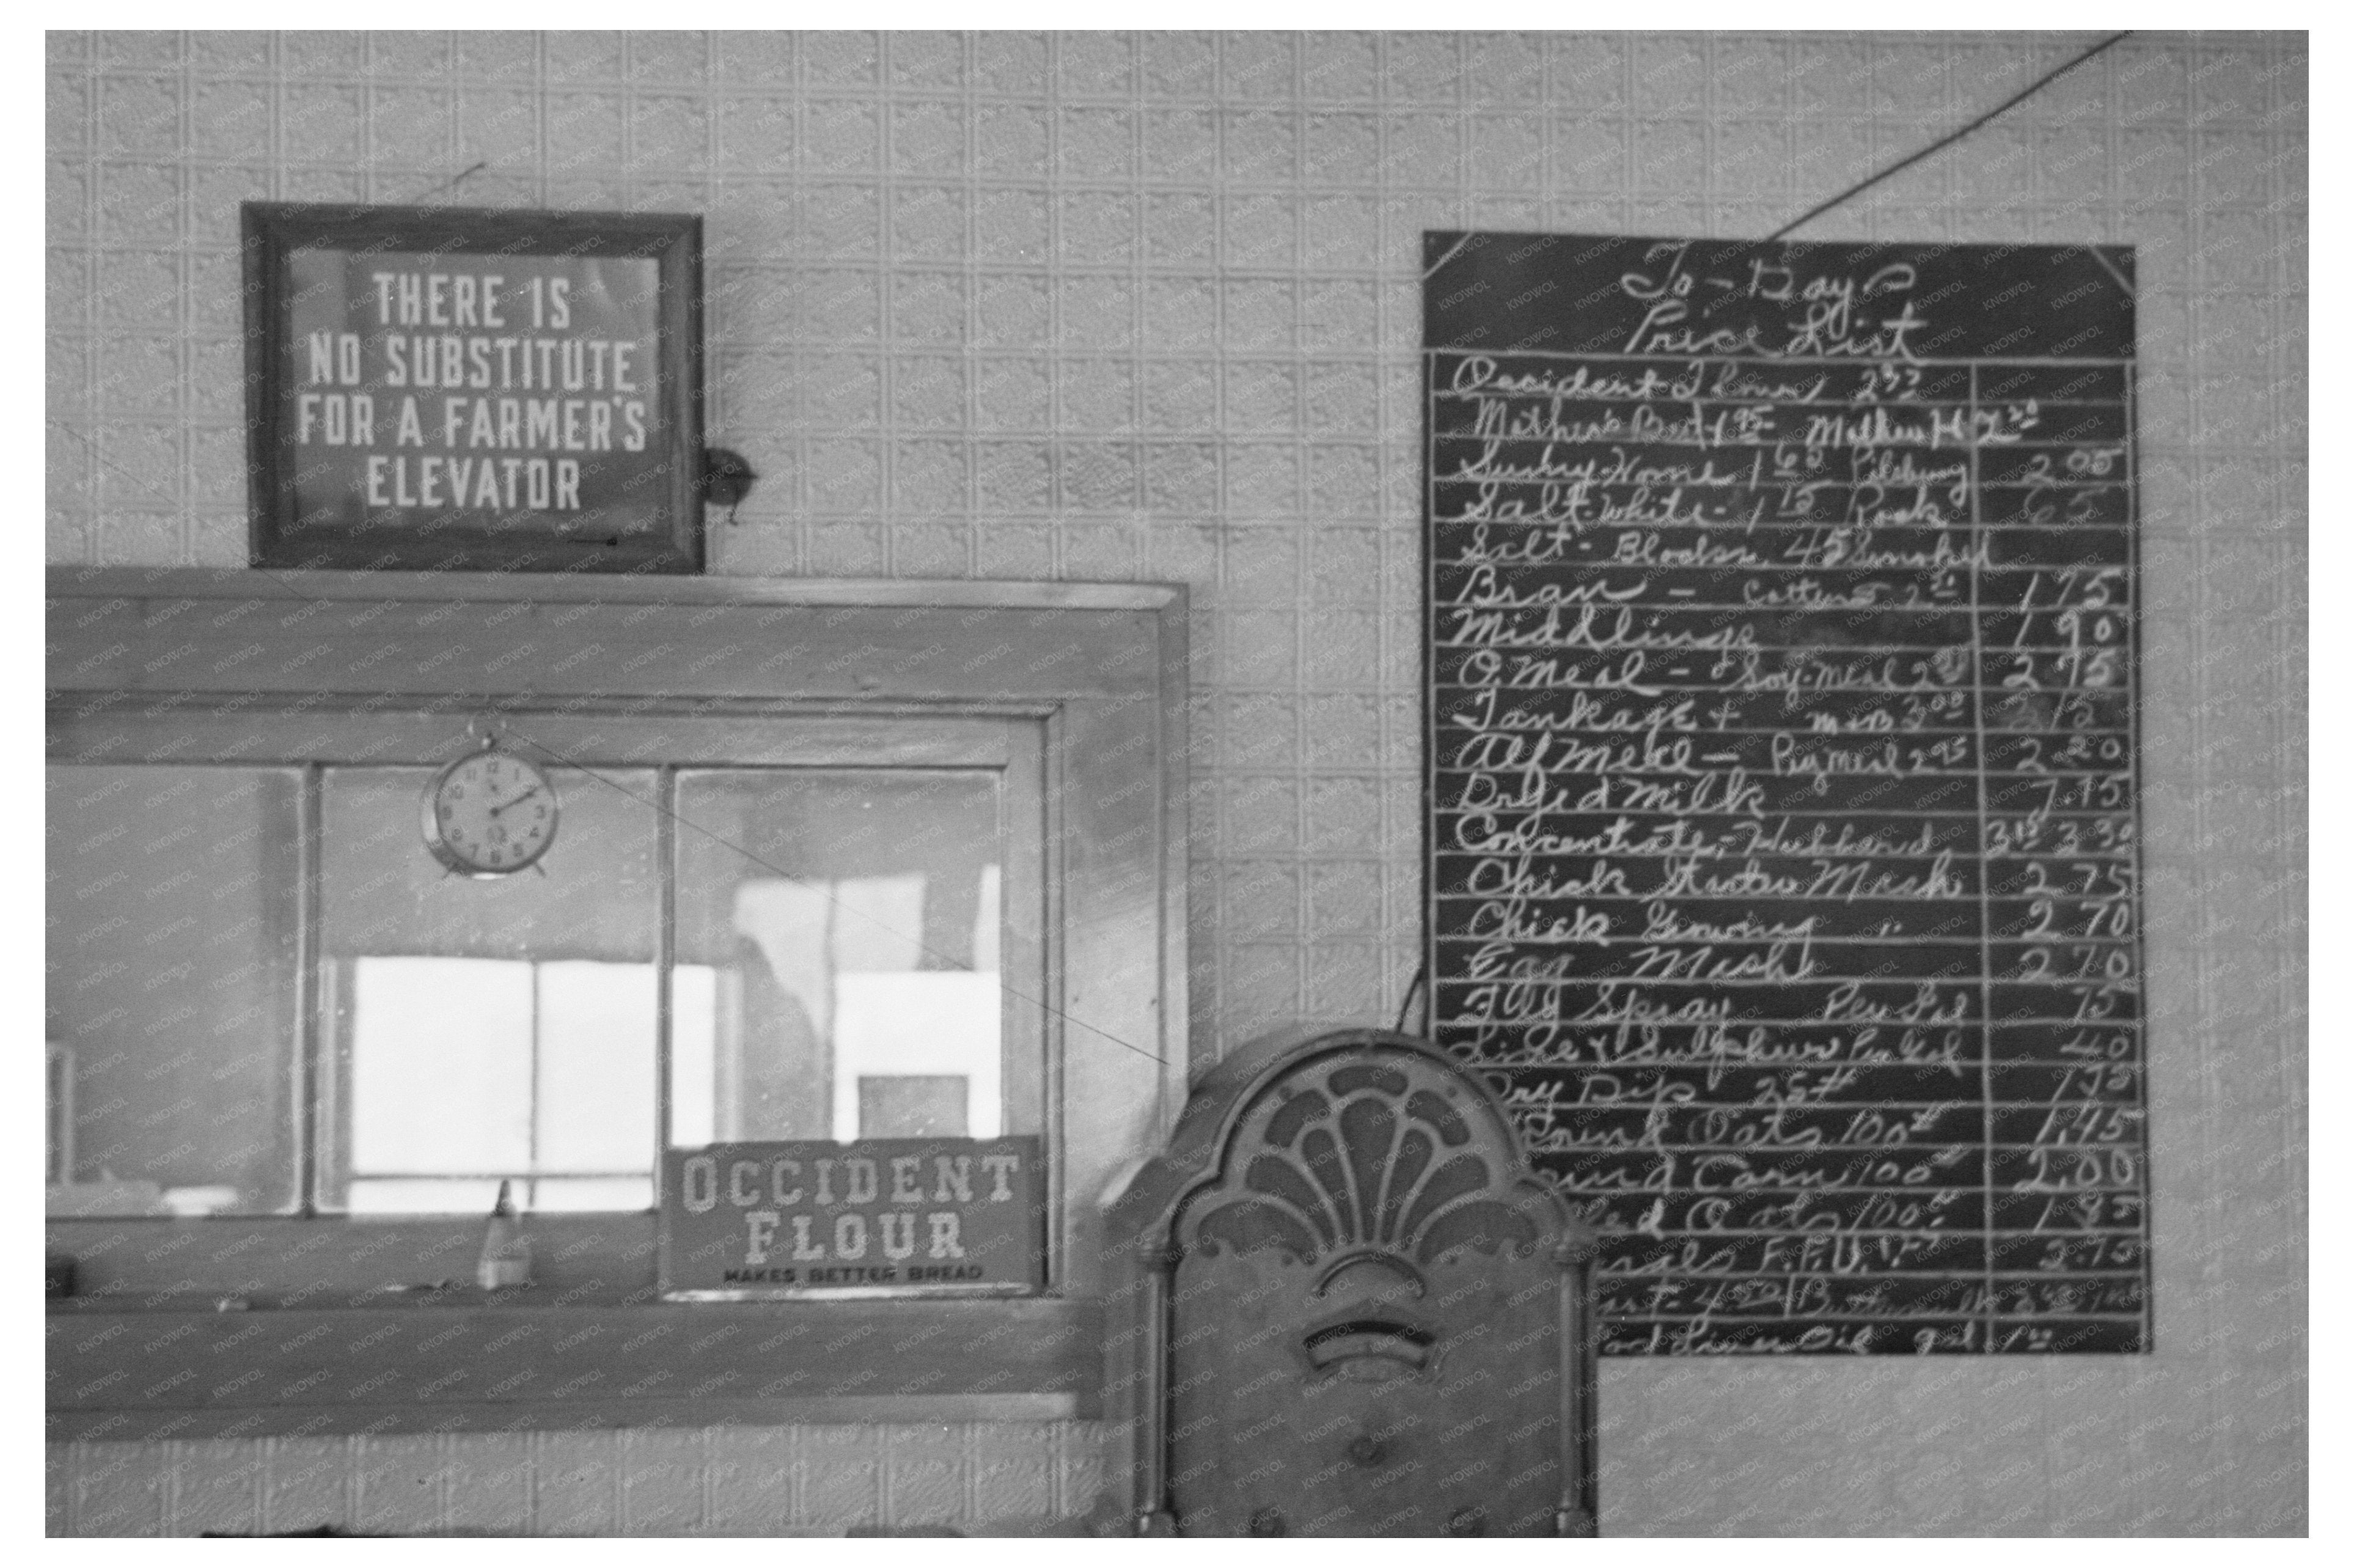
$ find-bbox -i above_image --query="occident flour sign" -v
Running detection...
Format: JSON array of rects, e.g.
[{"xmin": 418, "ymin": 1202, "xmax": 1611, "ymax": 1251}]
[{"xmin": 659, "ymin": 1137, "xmax": 1044, "ymax": 1297}]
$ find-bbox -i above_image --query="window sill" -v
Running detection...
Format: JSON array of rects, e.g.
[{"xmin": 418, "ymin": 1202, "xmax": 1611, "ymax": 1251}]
[
  {"xmin": 48, "ymin": 1212, "xmax": 1094, "ymax": 1442},
  {"xmin": 46, "ymin": 1294, "xmax": 1098, "ymax": 1442}
]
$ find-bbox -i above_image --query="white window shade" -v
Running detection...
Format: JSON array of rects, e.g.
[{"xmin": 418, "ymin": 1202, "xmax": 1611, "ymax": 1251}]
[{"xmin": 348, "ymin": 957, "xmax": 534, "ymax": 1175}]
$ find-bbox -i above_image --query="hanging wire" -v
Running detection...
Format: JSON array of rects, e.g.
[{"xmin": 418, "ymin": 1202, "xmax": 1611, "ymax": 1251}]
[
  {"xmin": 500, "ymin": 724, "xmax": 1172, "ymax": 1069},
  {"xmin": 1766, "ymin": 32, "xmax": 2132, "ymax": 243},
  {"xmin": 1393, "ymin": 964, "xmax": 1427, "ymax": 1036}
]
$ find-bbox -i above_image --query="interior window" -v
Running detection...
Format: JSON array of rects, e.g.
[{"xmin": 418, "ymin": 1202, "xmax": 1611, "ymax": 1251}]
[
  {"xmin": 45, "ymin": 575, "xmax": 1181, "ymax": 1328},
  {"xmin": 47, "ymin": 754, "xmax": 1028, "ymax": 1218}
]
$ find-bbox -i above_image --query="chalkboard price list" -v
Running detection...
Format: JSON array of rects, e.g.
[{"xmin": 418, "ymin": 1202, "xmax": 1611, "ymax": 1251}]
[{"xmin": 1423, "ymin": 234, "xmax": 2148, "ymax": 1355}]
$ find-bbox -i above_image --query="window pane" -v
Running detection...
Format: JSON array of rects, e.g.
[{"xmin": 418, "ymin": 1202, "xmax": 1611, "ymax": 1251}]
[
  {"xmin": 346, "ymin": 957, "xmax": 534, "ymax": 1174},
  {"xmin": 858, "ymin": 1072, "xmax": 972, "ymax": 1138},
  {"xmin": 320, "ymin": 764, "xmax": 659, "ymax": 1212},
  {"xmin": 672, "ymin": 769, "xmax": 1007, "ymax": 1146},
  {"xmin": 669, "ymin": 963, "xmax": 719, "ymax": 1148},
  {"xmin": 45, "ymin": 766, "xmax": 301, "ymax": 1215},
  {"xmin": 347, "ymin": 1176, "xmax": 654, "ymax": 1215},
  {"xmin": 534, "ymin": 961, "xmax": 656, "ymax": 1171},
  {"xmin": 524, "ymin": 1176, "xmax": 654, "ymax": 1212},
  {"xmin": 346, "ymin": 1178, "xmax": 504, "ymax": 1217}
]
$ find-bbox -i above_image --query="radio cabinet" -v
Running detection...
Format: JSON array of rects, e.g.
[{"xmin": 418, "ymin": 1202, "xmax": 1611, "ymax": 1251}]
[{"xmin": 1098, "ymin": 1027, "xmax": 1600, "ymax": 1537}]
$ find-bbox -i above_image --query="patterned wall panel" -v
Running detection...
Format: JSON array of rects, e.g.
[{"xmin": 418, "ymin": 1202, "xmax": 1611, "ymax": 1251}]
[
  {"xmin": 48, "ymin": 1423, "xmax": 1101, "ymax": 1536},
  {"xmin": 45, "ymin": 30, "xmax": 2303, "ymax": 1536}
]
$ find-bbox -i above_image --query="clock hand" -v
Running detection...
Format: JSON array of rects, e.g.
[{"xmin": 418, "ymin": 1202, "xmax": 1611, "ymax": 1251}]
[{"xmin": 487, "ymin": 785, "xmax": 543, "ymax": 819}]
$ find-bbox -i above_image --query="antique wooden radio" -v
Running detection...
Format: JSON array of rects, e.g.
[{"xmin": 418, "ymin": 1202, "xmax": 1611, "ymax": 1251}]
[{"xmin": 1097, "ymin": 1026, "xmax": 1599, "ymax": 1537}]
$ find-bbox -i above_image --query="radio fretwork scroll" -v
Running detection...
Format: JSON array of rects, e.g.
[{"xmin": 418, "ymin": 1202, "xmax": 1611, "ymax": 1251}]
[{"xmin": 1422, "ymin": 234, "xmax": 2149, "ymax": 1356}]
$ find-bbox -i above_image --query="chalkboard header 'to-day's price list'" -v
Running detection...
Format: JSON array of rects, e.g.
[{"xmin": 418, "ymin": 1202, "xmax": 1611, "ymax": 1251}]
[{"xmin": 1423, "ymin": 233, "xmax": 2146, "ymax": 1356}]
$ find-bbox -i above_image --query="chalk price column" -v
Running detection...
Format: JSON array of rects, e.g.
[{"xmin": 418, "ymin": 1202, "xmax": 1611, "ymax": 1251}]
[{"xmin": 1973, "ymin": 361, "xmax": 2147, "ymax": 1353}]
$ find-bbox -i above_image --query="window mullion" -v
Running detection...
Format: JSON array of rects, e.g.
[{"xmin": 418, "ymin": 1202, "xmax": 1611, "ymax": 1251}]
[
  {"xmin": 296, "ymin": 761, "xmax": 324, "ymax": 1217},
  {"xmin": 653, "ymin": 764, "xmax": 676, "ymax": 1209},
  {"xmin": 529, "ymin": 961, "xmax": 543, "ymax": 1207}
]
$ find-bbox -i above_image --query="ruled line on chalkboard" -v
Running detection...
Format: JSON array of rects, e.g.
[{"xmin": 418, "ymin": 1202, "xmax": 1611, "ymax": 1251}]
[
  {"xmin": 1431, "ymin": 803, "xmax": 2135, "ymax": 811},
  {"xmin": 1594, "ymin": 1274, "xmax": 2143, "ymax": 1281},
  {"xmin": 1433, "ymin": 824, "xmax": 2133, "ymax": 837},
  {"xmin": 1432, "ymin": 943, "xmax": 2135, "ymax": 956},
  {"xmin": 1428, "ymin": 713, "xmax": 2134, "ymax": 730},
  {"xmin": 1425, "ymin": 351, "xmax": 2135, "ymax": 368},
  {"xmin": 1597, "ymin": 1314, "xmax": 2144, "ymax": 1324},
  {"xmin": 1461, "ymin": 1058, "xmax": 2140, "ymax": 1066},
  {"xmin": 1429, "ymin": 966, "xmax": 2139, "ymax": 986},
  {"xmin": 1428, "ymin": 397, "xmax": 2135, "ymax": 411},
  {"xmin": 1428, "ymin": 764, "xmax": 2132, "ymax": 777},
  {"xmin": 1458, "ymin": 1046, "xmax": 2142, "ymax": 1055},
  {"xmin": 1428, "ymin": 605, "xmax": 2125, "ymax": 615},
  {"xmin": 1421, "ymin": 442, "xmax": 2147, "ymax": 454},
  {"xmin": 1427, "ymin": 651, "xmax": 2130, "ymax": 664},
  {"xmin": 1508, "ymin": 1118, "xmax": 2145, "ymax": 1127},
  {"xmin": 2119, "ymin": 354, "xmax": 2156, "ymax": 1352},
  {"xmin": 1537, "ymin": 1145, "xmax": 2141, "ymax": 1155},
  {"xmin": 1587, "ymin": 1255, "xmax": 2140, "ymax": 1262},
  {"xmin": 1462, "ymin": 1028, "xmax": 2132, "ymax": 1042},
  {"xmin": 1429, "ymin": 383, "xmax": 2132, "ymax": 397},
  {"xmin": 1553, "ymin": 1191, "xmax": 2147, "ymax": 1200},
  {"xmin": 1431, "ymin": 809, "xmax": 2136, "ymax": 821},
  {"xmin": 1472, "ymin": 1070, "xmax": 2135, "ymax": 1079},
  {"xmin": 1433, "ymin": 904, "xmax": 2138, "ymax": 915},
  {"xmin": 1428, "ymin": 527, "xmax": 2135, "ymax": 537}
]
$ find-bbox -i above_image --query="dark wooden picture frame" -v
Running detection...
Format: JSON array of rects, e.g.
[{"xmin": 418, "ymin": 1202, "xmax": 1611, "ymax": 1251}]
[{"xmin": 242, "ymin": 203, "xmax": 705, "ymax": 574}]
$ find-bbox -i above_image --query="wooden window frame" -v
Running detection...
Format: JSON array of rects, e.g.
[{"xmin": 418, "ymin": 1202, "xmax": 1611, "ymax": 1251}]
[{"xmin": 45, "ymin": 567, "xmax": 1189, "ymax": 1439}]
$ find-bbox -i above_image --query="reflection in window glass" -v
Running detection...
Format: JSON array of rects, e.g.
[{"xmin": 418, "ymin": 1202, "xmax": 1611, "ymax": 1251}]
[
  {"xmin": 342, "ymin": 957, "xmax": 716, "ymax": 1214},
  {"xmin": 673, "ymin": 771, "xmax": 1005, "ymax": 1146},
  {"xmin": 835, "ymin": 972, "xmax": 999, "ymax": 1140},
  {"xmin": 45, "ymin": 766, "xmax": 302, "ymax": 1215},
  {"xmin": 320, "ymin": 766, "xmax": 662, "ymax": 1212}
]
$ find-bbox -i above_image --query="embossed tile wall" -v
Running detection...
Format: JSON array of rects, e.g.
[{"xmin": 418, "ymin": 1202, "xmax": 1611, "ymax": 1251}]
[
  {"xmin": 47, "ymin": 31, "xmax": 2303, "ymax": 1536},
  {"xmin": 48, "ymin": 1423, "xmax": 1101, "ymax": 1536}
]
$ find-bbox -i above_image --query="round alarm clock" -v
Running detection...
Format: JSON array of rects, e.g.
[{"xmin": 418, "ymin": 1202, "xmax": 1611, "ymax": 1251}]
[{"xmin": 422, "ymin": 742, "xmax": 559, "ymax": 877}]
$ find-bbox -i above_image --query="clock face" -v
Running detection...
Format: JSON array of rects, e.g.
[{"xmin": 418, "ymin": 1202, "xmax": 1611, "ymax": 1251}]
[{"xmin": 424, "ymin": 749, "xmax": 559, "ymax": 877}]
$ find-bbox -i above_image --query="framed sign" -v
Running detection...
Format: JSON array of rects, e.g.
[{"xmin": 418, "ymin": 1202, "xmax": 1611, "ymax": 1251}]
[
  {"xmin": 241, "ymin": 203, "xmax": 704, "ymax": 574},
  {"xmin": 659, "ymin": 1137, "xmax": 1046, "ymax": 1300}
]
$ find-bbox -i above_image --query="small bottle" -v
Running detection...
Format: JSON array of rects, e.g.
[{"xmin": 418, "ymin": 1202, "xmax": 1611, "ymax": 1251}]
[{"xmin": 476, "ymin": 1180, "xmax": 533, "ymax": 1290}]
